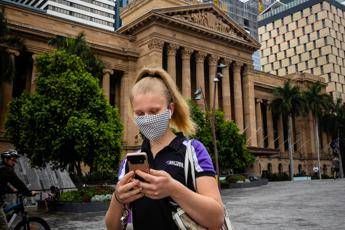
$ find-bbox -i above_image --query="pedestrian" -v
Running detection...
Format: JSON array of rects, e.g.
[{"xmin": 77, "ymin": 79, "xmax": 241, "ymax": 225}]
[
  {"xmin": 105, "ymin": 67, "xmax": 224, "ymax": 230},
  {"xmin": 332, "ymin": 155, "xmax": 340, "ymax": 179},
  {"xmin": 0, "ymin": 150, "xmax": 37, "ymax": 230}
]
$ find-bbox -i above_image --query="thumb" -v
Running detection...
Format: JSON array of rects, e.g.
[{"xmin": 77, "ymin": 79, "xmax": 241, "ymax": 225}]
[{"xmin": 149, "ymin": 169, "xmax": 167, "ymax": 176}]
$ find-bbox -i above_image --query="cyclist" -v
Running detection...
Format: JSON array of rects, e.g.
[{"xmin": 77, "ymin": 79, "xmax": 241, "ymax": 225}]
[{"xmin": 0, "ymin": 149, "xmax": 36, "ymax": 230}]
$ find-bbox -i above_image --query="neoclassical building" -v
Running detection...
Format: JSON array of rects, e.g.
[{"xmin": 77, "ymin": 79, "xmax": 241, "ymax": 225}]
[{"xmin": 0, "ymin": 0, "xmax": 334, "ymax": 177}]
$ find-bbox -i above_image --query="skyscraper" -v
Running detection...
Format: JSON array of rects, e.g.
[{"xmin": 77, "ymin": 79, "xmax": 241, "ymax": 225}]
[{"xmin": 5, "ymin": 0, "xmax": 116, "ymax": 31}]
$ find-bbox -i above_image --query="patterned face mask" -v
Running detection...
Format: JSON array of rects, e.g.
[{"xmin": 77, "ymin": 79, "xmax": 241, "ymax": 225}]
[{"xmin": 135, "ymin": 109, "xmax": 171, "ymax": 141}]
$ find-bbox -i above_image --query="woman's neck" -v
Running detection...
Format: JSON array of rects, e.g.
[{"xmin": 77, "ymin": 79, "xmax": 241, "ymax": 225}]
[{"xmin": 150, "ymin": 130, "xmax": 176, "ymax": 156}]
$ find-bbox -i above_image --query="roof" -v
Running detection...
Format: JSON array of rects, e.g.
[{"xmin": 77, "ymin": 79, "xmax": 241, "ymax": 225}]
[{"xmin": 117, "ymin": 3, "xmax": 261, "ymax": 51}]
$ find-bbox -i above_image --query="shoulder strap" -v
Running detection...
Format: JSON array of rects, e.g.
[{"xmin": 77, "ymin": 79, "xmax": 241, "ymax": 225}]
[{"xmin": 184, "ymin": 140, "xmax": 197, "ymax": 190}]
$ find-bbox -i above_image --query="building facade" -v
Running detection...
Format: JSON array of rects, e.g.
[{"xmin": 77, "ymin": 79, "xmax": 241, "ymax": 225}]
[
  {"xmin": 0, "ymin": 0, "xmax": 334, "ymax": 177},
  {"xmin": 258, "ymin": 0, "xmax": 345, "ymax": 101},
  {"xmin": 5, "ymin": 0, "xmax": 115, "ymax": 31}
]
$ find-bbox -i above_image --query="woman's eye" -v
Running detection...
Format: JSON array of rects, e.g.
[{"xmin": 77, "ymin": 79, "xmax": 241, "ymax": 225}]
[{"xmin": 135, "ymin": 112, "xmax": 145, "ymax": 116}]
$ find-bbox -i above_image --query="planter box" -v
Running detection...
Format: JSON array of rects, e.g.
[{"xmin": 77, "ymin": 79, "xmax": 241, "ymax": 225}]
[
  {"xmin": 293, "ymin": 176, "xmax": 311, "ymax": 181},
  {"xmin": 40, "ymin": 201, "xmax": 110, "ymax": 213}
]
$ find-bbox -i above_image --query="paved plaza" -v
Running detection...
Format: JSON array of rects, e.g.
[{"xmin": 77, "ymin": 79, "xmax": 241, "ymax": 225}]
[{"xmin": 37, "ymin": 179, "xmax": 345, "ymax": 230}]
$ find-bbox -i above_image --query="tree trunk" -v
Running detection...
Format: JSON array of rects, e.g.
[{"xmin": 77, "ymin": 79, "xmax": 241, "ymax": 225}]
[
  {"xmin": 288, "ymin": 115, "xmax": 294, "ymax": 180},
  {"xmin": 314, "ymin": 117, "xmax": 321, "ymax": 179}
]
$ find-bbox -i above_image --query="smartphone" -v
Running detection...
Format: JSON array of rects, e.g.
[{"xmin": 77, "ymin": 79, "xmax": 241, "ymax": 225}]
[{"xmin": 126, "ymin": 152, "xmax": 150, "ymax": 174}]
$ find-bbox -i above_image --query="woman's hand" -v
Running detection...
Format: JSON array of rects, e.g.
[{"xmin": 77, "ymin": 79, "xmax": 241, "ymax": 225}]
[
  {"xmin": 115, "ymin": 171, "xmax": 144, "ymax": 204},
  {"xmin": 135, "ymin": 169, "xmax": 177, "ymax": 199}
]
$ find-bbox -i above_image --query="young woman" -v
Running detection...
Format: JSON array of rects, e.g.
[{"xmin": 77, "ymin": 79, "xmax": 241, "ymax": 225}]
[{"xmin": 105, "ymin": 67, "xmax": 224, "ymax": 230}]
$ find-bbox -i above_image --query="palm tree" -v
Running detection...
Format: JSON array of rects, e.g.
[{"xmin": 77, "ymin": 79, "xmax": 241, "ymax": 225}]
[
  {"xmin": 48, "ymin": 32, "xmax": 104, "ymax": 79},
  {"xmin": 270, "ymin": 81, "xmax": 304, "ymax": 180},
  {"xmin": 321, "ymin": 98, "xmax": 345, "ymax": 178},
  {"xmin": 303, "ymin": 81, "xmax": 332, "ymax": 179}
]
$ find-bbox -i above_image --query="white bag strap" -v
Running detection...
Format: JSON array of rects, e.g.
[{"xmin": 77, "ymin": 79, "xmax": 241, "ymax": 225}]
[{"xmin": 184, "ymin": 140, "xmax": 196, "ymax": 190}]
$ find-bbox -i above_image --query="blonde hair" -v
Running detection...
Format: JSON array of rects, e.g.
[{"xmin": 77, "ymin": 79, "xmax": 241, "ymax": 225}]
[{"xmin": 130, "ymin": 67, "xmax": 196, "ymax": 136}]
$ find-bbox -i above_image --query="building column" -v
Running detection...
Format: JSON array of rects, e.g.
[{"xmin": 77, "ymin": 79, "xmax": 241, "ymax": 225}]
[
  {"xmin": 195, "ymin": 51, "xmax": 207, "ymax": 109},
  {"xmin": 278, "ymin": 114, "xmax": 285, "ymax": 154},
  {"xmin": 0, "ymin": 49, "xmax": 19, "ymax": 132},
  {"xmin": 256, "ymin": 99, "xmax": 264, "ymax": 148},
  {"xmin": 233, "ymin": 61, "xmax": 243, "ymax": 131},
  {"xmin": 208, "ymin": 55, "xmax": 218, "ymax": 108},
  {"xmin": 102, "ymin": 69, "xmax": 113, "ymax": 101},
  {"xmin": 266, "ymin": 101, "xmax": 274, "ymax": 149},
  {"xmin": 243, "ymin": 65, "xmax": 257, "ymax": 146},
  {"xmin": 30, "ymin": 54, "xmax": 37, "ymax": 93},
  {"xmin": 222, "ymin": 58, "xmax": 231, "ymax": 120},
  {"xmin": 308, "ymin": 112, "xmax": 316, "ymax": 156},
  {"xmin": 181, "ymin": 48, "xmax": 193, "ymax": 98},
  {"xmin": 167, "ymin": 44, "xmax": 178, "ymax": 82},
  {"xmin": 144, "ymin": 38, "xmax": 164, "ymax": 68},
  {"xmin": 321, "ymin": 131, "xmax": 328, "ymax": 153}
]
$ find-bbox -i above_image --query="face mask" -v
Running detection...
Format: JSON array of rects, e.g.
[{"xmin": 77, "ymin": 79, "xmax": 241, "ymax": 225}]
[{"xmin": 135, "ymin": 109, "xmax": 171, "ymax": 141}]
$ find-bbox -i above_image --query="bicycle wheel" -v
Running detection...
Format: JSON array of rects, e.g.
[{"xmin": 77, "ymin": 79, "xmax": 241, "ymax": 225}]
[{"xmin": 14, "ymin": 217, "xmax": 50, "ymax": 230}]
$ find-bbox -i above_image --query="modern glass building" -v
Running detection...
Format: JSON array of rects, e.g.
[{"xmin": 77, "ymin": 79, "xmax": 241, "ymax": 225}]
[{"xmin": 5, "ymin": 0, "xmax": 116, "ymax": 31}]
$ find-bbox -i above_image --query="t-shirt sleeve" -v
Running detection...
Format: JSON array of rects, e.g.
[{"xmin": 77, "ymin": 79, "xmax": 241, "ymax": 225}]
[
  {"xmin": 191, "ymin": 140, "xmax": 216, "ymax": 177},
  {"xmin": 118, "ymin": 159, "xmax": 127, "ymax": 180}
]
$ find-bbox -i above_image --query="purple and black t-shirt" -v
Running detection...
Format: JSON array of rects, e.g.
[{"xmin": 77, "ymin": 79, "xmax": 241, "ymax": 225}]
[{"xmin": 117, "ymin": 134, "xmax": 216, "ymax": 230}]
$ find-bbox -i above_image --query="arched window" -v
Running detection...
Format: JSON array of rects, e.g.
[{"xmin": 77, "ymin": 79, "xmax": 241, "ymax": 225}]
[
  {"xmin": 267, "ymin": 163, "xmax": 272, "ymax": 174},
  {"xmin": 278, "ymin": 163, "xmax": 283, "ymax": 174},
  {"xmin": 298, "ymin": 164, "xmax": 302, "ymax": 175},
  {"xmin": 323, "ymin": 164, "xmax": 327, "ymax": 175}
]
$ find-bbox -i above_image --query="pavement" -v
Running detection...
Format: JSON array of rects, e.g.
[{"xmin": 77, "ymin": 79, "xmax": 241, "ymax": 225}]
[{"xmin": 32, "ymin": 179, "xmax": 345, "ymax": 230}]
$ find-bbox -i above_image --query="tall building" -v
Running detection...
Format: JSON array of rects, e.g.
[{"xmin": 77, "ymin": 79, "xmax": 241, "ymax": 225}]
[
  {"xmin": 224, "ymin": 0, "xmax": 262, "ymax": 70},
  {"xmin": 258, "ymin": 0, "xmax": 345, "ymax": 100},
  {"xmin": 5, "ymin": 0, "xmax": 116, "ymax": 31}
]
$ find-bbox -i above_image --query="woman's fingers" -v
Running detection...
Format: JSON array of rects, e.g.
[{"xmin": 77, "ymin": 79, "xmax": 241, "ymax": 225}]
[{"xmin": 118, "ymin": 171, "xmax": 135, "ymax": 185}]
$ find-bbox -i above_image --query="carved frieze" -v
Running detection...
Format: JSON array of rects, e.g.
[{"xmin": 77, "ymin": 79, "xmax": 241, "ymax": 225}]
[
  {"xmin": 147, "ymin": 38, "xmax": 164, "ymax": 50},
  {"xmin": 173, "ymin": 11, "xmax": 244, "ymax": 41}
]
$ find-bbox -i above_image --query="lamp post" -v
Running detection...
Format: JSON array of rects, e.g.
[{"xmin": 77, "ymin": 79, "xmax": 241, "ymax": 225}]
[{"xmin": 194, "ymin": 63, "xmax": 226, "ymax": 187}]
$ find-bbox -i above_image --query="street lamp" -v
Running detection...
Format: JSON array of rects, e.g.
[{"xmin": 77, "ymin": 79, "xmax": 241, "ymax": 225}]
[{"xmin": 194, "ymin": 63, "xmax": 226, "ymax": 187}]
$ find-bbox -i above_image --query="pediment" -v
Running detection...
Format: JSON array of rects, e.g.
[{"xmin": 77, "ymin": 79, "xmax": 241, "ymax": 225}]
[
  {"xmin": 154, "ymin": 4, "xmax": 260, "ymax": 47},
  {"xmin": 118, "ymin": 3, "xmax": 260, "ymax": 50}
]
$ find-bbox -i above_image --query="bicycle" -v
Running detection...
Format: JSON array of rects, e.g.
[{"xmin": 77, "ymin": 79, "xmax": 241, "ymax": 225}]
[{"xmin": 3, "ymin": 193, "xmax": 50, "ymax": 230}]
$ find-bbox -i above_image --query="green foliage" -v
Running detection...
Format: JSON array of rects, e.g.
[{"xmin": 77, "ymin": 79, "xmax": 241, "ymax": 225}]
[
  {"xmin": 60, "ymin": 186, "xmax": 114, "ymax": 202},
  {"xmin": 5, "ymin": 50, "xmax": 123, "ymax": 175},
  {"xmin": 226, "ymin": 174, "xmax": 246, "ymax": 183},
  {"xmin": 48, "ymin": 33, "xmax": 104, "ymax": 79},
  {"xmin": 189, "ymin": 101, "xmax": 254, "ymax": 173},
  {"xmin": 264, "ymin": 173, "xmax": 290, "ymax": 181},
  {"xmin": 270, "ymin": 80, "xmax": 304, "ymax": 118},
  {"xmin": 302, "ymin": 82, "xmax": 332, "ymax": 118}
]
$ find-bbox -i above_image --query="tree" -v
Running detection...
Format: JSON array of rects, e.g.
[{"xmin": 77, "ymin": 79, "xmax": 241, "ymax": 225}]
[
  {"xmin": 48, "ymin": 33, "xmax": 104, "ymax": 79},
  {"xmin": 303, "ymin": 81, "xmax": 332, "ymax": 179},
  {"xmin": 189, "ymin": 101, "xmax": 254, "ymax": 173},
  {"xmin": 270, "ymin": 81, "xmax": 304, "ymax": 180},
  {"xmin": 5, "ymin": 50, "xmax": 123, "ymax": 177},
  {"xmin": 321, "ymin": 98, "xmax": 345, "ymax": 178}
]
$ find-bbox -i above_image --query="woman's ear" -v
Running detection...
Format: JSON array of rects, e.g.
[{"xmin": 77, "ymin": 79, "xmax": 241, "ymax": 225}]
[{"xmin": 168, "ymin": 103, "xmax": 174, "ymax": 118}]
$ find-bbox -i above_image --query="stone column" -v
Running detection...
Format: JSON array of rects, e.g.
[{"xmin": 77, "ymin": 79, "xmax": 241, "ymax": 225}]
[
  {"xmin": 167, "ymin": 44, "xmax": 178, "ymax": 82},
  {"xmin": 181, "ymin": 48, "xmax": 193, "ymax": 98},
  {"xmin": 233, "ymin": 61, "xmax": 243, "ymax": 131},
  {"xmin": 308, "ymin": 112, "xmax": 316, "ymax": 156},
  {"xmin": 30, "ymin": 54, "xmax": 38, "ymax": 93},
  {"xmin": 266, "ymin": 101, "xmax": 275, "ymax": 149},
  {"xmin": 195, "ymin": 51, "xmax": 207, "ymax": 109},
  {"xmin": 102, "ymin": 69, "xmax": 113, "ymax": 101},
  {"xmin": 256, "ymin": 99, "xmax": 264, "ymax": 148},
  {"xmin": 278, "ymin": 114, "xmax": 285, "ymax": 154},
  {"xmin": 0, "ymin": 49, "xmax": 19, "ymax": 132},
  {"xmin": 145, "ymin": 38, "xmax": 164, "ymax": 68},
  {"xmin": 208, "ymin": 55, "xmax": 218, "ymax": 108},
  {"xmin": 321, "ymin": 131, "xmax": 328, "ymax": 153},
  {"xmin": 243, "ymin": 65, "xmax": 257, "ymax": 146},
  {"xmin": 222, "ymin": 58, "xmax": 231, "ymax": 120}
]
